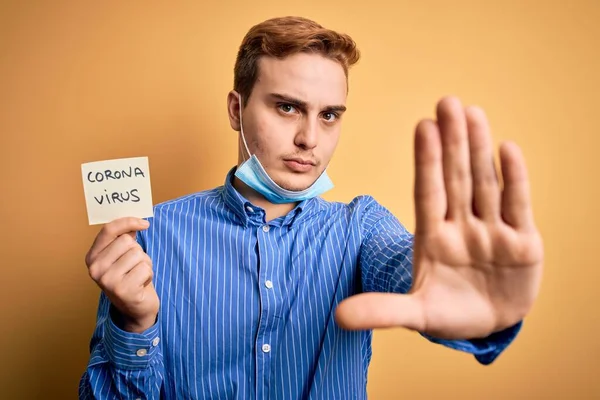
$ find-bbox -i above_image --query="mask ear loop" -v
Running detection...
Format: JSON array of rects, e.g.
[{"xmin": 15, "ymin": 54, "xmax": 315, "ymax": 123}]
[{"xmin": 238, "ymin": 96, "xmax": 252, "ymax": 162}]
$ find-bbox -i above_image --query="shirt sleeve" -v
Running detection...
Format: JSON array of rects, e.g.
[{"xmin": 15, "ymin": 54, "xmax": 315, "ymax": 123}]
[
  {"xmin": 79, "ymin": 229, "xmax": 164, "ymax": 399},
  {"xmin": 78, "ymin": 292, "xmax": 165, "ymax": 399},
  {"xmin": 358, "ymin": 197, "xmax": 522, "ymax": 365}
]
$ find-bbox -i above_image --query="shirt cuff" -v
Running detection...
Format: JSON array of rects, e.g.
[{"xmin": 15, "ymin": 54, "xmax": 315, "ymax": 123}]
[
  {"xmin": 421, "ymin": 320, "xmax": 523, "ymax": 365},
  {"xmin": 103, "ymin": 312, "xmax": 161, "ymax": 370}
]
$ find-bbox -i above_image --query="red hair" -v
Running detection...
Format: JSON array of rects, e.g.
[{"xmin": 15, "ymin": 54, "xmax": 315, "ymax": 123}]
[{"xmin": 233, "ymin": 16, "xmax": 360, "ymax": 105}]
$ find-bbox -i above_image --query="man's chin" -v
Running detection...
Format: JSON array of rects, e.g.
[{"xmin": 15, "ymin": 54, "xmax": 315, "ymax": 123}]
[
  {"xmin": 272, "ymin": 173, "xmax": 314, "ymax": 192},
  {"xmin": 276, "ymin": 181, "xmax": 311, "ymax": 192}
]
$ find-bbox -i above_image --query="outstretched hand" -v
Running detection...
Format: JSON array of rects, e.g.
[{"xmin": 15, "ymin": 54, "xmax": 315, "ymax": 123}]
[{"xmin": 335, "ymin": 96, "xmax": 543, "ymax": 340}]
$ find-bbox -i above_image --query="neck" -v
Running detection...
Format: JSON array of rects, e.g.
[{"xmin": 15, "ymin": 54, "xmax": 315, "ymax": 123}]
[{"xmin": 232, "ymin": 176, "xmax": 298, "ymax": 222}]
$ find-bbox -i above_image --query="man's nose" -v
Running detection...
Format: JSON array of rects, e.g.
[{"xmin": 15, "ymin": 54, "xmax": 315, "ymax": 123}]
[{"xmin": 294, "ymin": 118, "xmax": 318, "ymax": 150}]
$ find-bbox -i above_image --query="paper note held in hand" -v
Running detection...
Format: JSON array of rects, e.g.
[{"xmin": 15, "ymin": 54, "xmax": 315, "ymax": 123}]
[{"xmin": 81, "ymin": 156, "xmax": 154, "ymax": 225}]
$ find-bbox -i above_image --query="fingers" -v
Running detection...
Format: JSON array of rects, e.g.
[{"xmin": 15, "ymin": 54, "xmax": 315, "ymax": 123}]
[
  {"xmin": 414, "ymin": 119, "xmax": 446, "ymax": 234},
  {"xmin": 114, "ymin": 248, "xmax": 152, "ymax": 278},
  {"xmin": 95, "ymin": 245, "xmax": 152, "ymax": 291},
  {"xmin": 500, "ymin": 141, "xmax": 534, "ymax": 230},
  {"xmin": 88, "ymin": 235, "xmax": 155, "ymax": 320},
  {"xmin": 109, "ymin": 262, "xmax": 154, "ymax": 319},
  {"xmin": 123, "ymin": 262, "xmax": 154, "ymax": 290},
  {"xmin": 88, "ymin": 233, "xmax": 140, "ymax": 283},
  {"xmin": 334, "ymin": 293, "xmax": 424, "ymax": 332},
  {"xmin": 437, "ymin": 97, "xmax": 472, "ymax": 219},
  {"xmin": 465, "ymin": 106, "xmax": 501, "ymax": 220},
  {"xmin": 86, "ymin": 217, "xmax": 149, "ymax": 267},
  {"xmin": 420, "ymin": 97, "xmax": 508, "ymax": 225}
]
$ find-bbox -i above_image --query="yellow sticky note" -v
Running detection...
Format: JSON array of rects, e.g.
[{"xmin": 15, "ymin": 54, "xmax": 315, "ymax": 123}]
[{"xmin": 81, "ymin": 156, "xmax": 154, "ymax": 225}]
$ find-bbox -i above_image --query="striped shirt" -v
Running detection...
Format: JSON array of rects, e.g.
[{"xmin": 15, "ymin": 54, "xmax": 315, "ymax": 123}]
[{"xmin": 79, "ymin": 167, "xmax": 521, "ymax": 399}]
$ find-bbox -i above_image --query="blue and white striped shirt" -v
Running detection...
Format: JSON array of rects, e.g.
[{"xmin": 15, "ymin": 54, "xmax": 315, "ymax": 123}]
[{"xmin": 79, "ymin": 167, "xmax": 521, "ymax": 399}]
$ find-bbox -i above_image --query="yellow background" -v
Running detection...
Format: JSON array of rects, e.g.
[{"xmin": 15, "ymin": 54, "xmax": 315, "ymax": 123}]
[{"xmin": 1, "ymin": 1, "xmax": 598, "ymax": 398}]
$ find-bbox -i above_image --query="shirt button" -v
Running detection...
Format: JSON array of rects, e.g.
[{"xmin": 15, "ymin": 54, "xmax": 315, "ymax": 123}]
[
  {"xmin": 246, "ymin": 206, "xmax": 254, "ymax": 212},
  {"xmin": 262, "ymin": 225, "xmax": 270, "ymax": 233},
  {"xmin": 136, "ymin": 348, "xmax": 147, "ymax": 357},
  {"xmin": 265, "ymin": 280, "xmax": 273, "ymax": 289},
  {"xmin": 152, "ymin": 337, "xmax": 160, "ymax": 347},
  {"xmin": 262, "ymin": 344, "xmax": 271, "ymax": 353}
]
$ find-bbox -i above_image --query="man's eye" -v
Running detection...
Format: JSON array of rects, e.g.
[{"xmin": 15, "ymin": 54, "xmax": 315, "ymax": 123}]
[
  {"xmin": 322, "ymin": 112, "xmax": 338, "ymax": 122},
  {"xmin": 279, "ymin": 104, "xmax": 296, "ymax": 113}
]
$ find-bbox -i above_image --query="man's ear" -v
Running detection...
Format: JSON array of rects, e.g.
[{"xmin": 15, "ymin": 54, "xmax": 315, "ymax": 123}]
[{"xmin": 227, "ymin": 90, "xmax": 242, "ymax": 131}]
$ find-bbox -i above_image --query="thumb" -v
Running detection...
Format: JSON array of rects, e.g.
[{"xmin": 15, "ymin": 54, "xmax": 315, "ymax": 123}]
[{"xmin": 334, "ymin": 292, "xmax": 425, "ymax": 331}]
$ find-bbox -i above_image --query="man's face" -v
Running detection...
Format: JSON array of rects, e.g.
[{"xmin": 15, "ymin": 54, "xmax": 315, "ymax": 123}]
[{"xmin": 234, "ymin": 53, "xmax": 348, "ymax": 192}]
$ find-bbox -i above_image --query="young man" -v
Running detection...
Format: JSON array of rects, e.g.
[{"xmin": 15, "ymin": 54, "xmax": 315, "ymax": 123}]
[{"xmin": 79, "ymin": 16, "xmax": 543, "ymax": 400}]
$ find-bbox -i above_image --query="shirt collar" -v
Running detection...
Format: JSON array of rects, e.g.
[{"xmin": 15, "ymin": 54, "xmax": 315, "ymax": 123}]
[{"xmin": 220, "ymin": 166, "xmax": 324, "ymax": 228}]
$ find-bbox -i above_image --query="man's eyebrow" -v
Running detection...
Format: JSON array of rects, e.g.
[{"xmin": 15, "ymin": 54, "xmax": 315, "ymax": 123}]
[
  {"xmin": 268, "ymin": 93, "xmax": 347, "ymax": 113},
  {"xmin": 323, "ymin": 104, "xmax": 347, "ymax": 113},
  {"xmin": 269, "ymin": 93, "xmax": 308, "ymax": 108}
]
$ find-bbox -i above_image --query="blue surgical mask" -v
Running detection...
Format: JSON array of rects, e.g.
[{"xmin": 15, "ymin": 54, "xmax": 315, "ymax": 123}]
[{"xmin": 234, "ymin": 98, "xmax": 334, "ymax": 204}]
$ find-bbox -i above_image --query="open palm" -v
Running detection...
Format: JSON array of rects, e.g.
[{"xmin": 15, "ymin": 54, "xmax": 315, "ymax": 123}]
[{"xmin": 336, "ymin": 96, "xmax": 544, "ymax": 340}]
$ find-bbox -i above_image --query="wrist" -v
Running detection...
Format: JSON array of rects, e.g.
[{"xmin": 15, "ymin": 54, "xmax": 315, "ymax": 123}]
[{"xmin": 110, "ymin": 305, "xmax": 157, "ymax": 333}]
